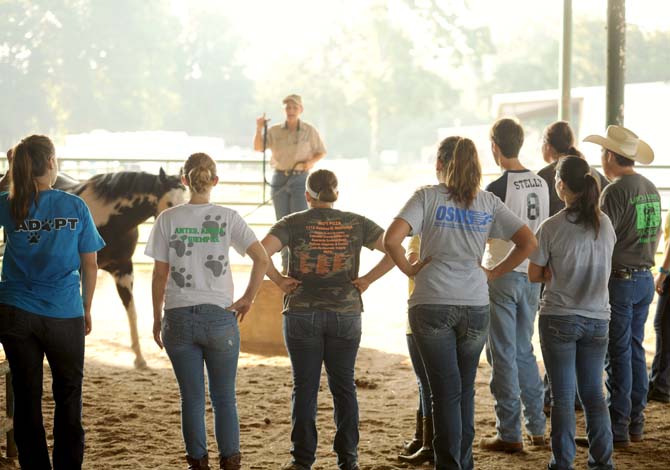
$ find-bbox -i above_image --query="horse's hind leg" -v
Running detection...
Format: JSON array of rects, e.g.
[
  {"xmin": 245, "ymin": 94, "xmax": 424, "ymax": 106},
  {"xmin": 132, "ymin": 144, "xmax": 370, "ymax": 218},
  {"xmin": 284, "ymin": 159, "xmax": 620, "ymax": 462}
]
[{"xmin": 111, "ymin": 262, "xmax": 147, "ymax": 369}]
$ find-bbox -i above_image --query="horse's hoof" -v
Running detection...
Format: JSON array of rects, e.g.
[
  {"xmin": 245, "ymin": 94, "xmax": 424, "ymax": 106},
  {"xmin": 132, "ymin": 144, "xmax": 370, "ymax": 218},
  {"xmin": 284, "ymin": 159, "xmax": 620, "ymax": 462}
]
[{"xmin": 134, "ymin": 358, "xmax": 148, "ymax": 369}]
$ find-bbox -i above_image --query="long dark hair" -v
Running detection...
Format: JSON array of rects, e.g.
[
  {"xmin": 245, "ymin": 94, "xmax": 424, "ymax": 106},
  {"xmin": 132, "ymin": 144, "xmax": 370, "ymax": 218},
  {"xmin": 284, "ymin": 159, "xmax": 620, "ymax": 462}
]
[
  {"xmin": 9, "ymin": 135, "xmax": 55, "ymax": 224},
  {"xmin": 556, "ymin": 156, "xmax": 601, "ymax": 237},
  {"xmin": 444, "ymin": 138, "xmax": 481, "ymax": 207},
  {"xmin": 544, "ymin": 120, "xmax": 584, "ymax": 158}
]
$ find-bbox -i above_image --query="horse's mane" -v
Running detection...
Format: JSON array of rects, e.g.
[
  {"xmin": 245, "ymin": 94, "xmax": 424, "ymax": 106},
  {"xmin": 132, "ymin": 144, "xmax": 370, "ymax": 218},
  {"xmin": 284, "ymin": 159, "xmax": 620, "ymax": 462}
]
[{"xmin": 76, "ymin": 171, "xmax": 176, "ymax": 203}]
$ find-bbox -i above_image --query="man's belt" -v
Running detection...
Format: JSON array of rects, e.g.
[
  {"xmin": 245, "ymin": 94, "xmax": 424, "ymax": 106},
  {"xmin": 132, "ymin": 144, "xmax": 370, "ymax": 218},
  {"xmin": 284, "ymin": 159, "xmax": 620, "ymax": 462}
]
[
  {"xmin": 610, "ymin": 267, "xmax": 650, "ymax": 280},
  {"xmin": 276, "ymin": 169, "xmax": 307, "ymax": 176}
]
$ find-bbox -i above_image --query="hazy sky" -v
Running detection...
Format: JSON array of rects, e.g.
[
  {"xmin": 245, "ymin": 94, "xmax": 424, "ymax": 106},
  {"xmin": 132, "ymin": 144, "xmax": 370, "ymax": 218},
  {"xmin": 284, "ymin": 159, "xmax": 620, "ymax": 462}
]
[{"xmin": 171, "ymin": 0, "xmax": 670, "ymax": 80}]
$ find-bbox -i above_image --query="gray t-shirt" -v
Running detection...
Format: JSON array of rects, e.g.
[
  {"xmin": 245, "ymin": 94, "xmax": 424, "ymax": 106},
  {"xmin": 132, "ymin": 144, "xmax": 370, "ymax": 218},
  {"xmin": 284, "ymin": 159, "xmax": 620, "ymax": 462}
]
[
  {"xmin": 397, "ymin": 185, "xmax": 525, "ymax": 307},
  {"xmin": 530, "ymin": 211, "xmax": 616, "ymax": 320},
  {"xmin": 600, "ymin": 173, "xmax": 662, "ymax": 270}
]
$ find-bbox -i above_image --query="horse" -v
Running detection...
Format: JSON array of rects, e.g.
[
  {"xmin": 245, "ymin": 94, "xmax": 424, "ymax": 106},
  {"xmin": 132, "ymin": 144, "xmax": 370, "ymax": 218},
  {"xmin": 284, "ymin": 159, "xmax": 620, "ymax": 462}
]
[{"xmin": 62, "ymin": 169, "xmax": 186, "ymax": 368}]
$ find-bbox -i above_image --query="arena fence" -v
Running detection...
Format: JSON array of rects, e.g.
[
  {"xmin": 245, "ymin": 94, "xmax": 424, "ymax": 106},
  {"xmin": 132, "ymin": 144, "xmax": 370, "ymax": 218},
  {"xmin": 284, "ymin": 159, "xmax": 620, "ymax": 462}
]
[{"xmin": 0, "ymin": 157, "xmax": 669, "ymax": 266}]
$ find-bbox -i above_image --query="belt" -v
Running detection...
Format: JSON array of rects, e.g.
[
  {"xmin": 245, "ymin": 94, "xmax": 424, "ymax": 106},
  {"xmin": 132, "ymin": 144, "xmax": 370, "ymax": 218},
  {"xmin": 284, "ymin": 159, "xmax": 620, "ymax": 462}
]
[
  {"xmin": 276, "ymin": 169, "xmax": 307, "ymax": 176},
  {"xmin": 610, "ymin": 267, "xmax": 650, "ymax": 280}
]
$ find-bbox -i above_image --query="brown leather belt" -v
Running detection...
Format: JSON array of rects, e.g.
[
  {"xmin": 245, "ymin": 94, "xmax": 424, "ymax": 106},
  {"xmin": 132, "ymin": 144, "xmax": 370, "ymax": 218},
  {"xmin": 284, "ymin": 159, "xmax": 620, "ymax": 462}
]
[
  {"xmin": 610, "ymin": 267, "xmax": 650, "ymax": 280},
  {"xmin": 276, "ymin": 169, "xmax": 307, "ymax": 176}
]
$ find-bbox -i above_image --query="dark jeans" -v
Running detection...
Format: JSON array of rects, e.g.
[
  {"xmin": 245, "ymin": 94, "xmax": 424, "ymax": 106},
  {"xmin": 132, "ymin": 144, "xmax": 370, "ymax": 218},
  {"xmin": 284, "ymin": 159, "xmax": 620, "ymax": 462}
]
[
  {"xmin": 409, "ymin": 304, "xmax": 489, "ymax": 470},
  {"xmin": 649, "ymin": 276, "xmax": 670, "ymax": 398},
  {"xmin": 406, "ymin": 333, "xmax": 432, "ymax": 418},
  {"xmin": 0, "ymin": 305, "xmax": 85, "ymax": 470},
  {"xmin": 606, "ymin": 271, "xmax": 654, "ymax": 441},
  {"xmin": 283, "ymin": 311, "xmax": 362, "ymax": 470}
]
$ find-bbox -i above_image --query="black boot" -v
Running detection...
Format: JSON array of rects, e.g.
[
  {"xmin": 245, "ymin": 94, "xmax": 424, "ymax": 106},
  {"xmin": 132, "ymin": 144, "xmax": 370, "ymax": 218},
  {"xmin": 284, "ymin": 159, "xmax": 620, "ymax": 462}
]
[
  {"xmin": 398, "ymin": 416, "xmax": 434, "ymax": 465},
  {"xmin": 186, "ymin": 454, "xmax": 210, "ymax": 470},
  {"xmin": 399, "ymin": 409, "xmax": 423, "ymax": 456},
  {"xmin": 219, "ymin": 453, "xmax": 241, "ymax": 470}
]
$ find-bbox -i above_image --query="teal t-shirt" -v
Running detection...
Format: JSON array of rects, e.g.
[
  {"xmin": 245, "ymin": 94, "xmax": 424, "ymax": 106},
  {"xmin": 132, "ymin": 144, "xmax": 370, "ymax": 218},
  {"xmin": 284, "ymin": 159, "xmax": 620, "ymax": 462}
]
[{"xmin": 0, "ymin": 190, "xmax": 105, "ymax": 318}]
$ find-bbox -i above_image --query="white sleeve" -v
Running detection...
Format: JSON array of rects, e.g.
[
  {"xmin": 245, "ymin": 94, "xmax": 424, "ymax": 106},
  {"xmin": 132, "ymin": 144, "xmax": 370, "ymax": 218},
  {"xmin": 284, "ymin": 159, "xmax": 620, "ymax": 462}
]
[
  {"xmin": 229, "ymin": 210, "xmax": 258, "ymax": 256},
  {"xmin": 145, "ymin": 212, "xmax": 170, "ymax": 262}
]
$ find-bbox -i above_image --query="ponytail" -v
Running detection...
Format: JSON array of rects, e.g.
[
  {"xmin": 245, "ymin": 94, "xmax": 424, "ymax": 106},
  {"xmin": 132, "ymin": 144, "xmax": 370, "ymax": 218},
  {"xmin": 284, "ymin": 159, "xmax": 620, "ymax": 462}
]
[
  {"xmin": 556, "ymin": 156, "xmax": 601, "ymax": 238},
  {"xmin": 306, "ymin": 169, "xmax": 338, "ymax": 203},
  {"xmin": 444, "ymin": 137, "xmax": 481, "ymax": 207},
  {"xmin": 8, "ymin": 135, "xmax": 54, "ymax": 225},
  {"xmin": 182, "ymin": 152, "xmax": 217, "ymax": 194}
]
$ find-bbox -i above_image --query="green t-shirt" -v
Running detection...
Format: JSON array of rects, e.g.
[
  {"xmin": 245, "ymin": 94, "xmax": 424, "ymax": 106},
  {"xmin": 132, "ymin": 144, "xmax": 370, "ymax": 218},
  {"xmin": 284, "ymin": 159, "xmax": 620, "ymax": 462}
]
[
  {"xmin": 269, "ymin": 208, "xmax": 383, "ymax": 313},
  {"xmin": 600, "ymin": 173, "xmax": 662, "ymax": 270}
]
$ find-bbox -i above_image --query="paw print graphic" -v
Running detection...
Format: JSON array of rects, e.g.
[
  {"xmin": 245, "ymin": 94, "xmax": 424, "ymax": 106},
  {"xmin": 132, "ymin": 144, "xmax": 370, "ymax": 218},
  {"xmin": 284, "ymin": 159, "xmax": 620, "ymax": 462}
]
[
  {"xmin": 169, "ymin": 234, "xmax": 193, "ymax": 257},
  {"xmin": 203, "ymin": 215, "xmax": 226, "ymax": 235},
  {"xmin": 27, "ymin": 232, "xmax": 41, "ymax": 245},
  {"xmin": 41, "ymin": 220, "xmax": 53, "ymax": 232},
  {"xmin": 205, "ymin": 255, "xmax": 229, "ymax": 277},
  {"xmin": 170, "ymin": 266, "xmax": 193, "ymax": 288}
]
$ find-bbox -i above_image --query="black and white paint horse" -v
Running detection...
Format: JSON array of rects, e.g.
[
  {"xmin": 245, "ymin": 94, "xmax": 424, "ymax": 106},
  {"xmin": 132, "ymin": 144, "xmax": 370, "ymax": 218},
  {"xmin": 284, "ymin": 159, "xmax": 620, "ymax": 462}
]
[{"xmin": 61, "ymin": 169, "xmax": 186, "ymax": 368}]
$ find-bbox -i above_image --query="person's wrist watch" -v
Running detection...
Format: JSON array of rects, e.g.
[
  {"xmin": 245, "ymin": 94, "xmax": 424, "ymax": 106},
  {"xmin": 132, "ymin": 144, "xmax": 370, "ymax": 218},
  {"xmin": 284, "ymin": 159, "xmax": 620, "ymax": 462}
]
[{"xmin": 659, "ymin": 266, "xmax": 670, "ymax": 276}]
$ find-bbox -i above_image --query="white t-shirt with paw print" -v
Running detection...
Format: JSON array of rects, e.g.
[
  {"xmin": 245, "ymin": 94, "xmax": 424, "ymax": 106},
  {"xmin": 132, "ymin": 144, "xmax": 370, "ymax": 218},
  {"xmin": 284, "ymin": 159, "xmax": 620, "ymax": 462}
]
[{"xmin": 145, "ymin": 203, "xmax": 257, "ymax": 309}]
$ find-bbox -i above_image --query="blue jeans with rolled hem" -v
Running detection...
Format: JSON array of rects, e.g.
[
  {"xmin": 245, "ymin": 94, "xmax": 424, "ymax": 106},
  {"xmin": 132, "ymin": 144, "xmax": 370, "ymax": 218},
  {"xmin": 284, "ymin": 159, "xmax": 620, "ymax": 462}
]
[
  {"xmin": 283, "ymin": 311, "xmax": 361, "ymax": 470},
  {"xmin": 271, "ymin": 171, "xmax": 309, "ymax": 271},
  {"xmin": 486, "ymin": 272, "xmax": 545, "ymax": 442},
  {"xmin": 0, "ymin": 305, "xmax": 85, "ymax": 470},
  {"xmin": 162, "ymin": 304, "xmax": 240, "ymax": 460},
  {"xmin": 540, "ymin": 315, "xmax": 613, "ymax": 470},
  {"xmin": 650, "ymin": 276, "xmax": 670, "ymax": 398},
  {"xmin": 409, "ymin": 304, "xmax": 489, "ymax": 470},
  {"xmin": 406, "ymin": 333, "xmax": 432, "ymax": 418},
  {"xmin": 605, "ymin": 271, "xmax": 654, "ymax": 441}
]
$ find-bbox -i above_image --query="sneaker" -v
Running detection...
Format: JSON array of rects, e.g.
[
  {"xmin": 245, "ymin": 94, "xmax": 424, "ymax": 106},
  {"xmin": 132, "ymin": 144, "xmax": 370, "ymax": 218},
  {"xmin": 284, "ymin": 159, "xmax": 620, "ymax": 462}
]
[
  {"xmin": 630, "ymin": 433, "xmax": 644, "ymax": 443},
  {"xmin": 479, "ymin": 436, "xmax": 523, "ymax": 453},
  {"xmin": 648, "ymin": 388, "xmax": 670, "ymax": 403}
]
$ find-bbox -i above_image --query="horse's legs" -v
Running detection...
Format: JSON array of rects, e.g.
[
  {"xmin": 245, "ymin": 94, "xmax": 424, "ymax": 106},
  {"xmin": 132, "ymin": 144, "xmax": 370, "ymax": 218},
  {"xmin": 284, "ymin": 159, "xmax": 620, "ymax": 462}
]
[{"xmin": 110, "ymin": 262, "xmax": 147, "ymax": 369}]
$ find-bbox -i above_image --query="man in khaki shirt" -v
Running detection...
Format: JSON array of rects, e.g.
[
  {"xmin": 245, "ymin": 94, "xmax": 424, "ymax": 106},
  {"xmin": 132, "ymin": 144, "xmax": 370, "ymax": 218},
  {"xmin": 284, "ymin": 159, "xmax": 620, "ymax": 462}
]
[{"xmin": 254, "ymin": 94, "xmax": 327, "ymax": 271}]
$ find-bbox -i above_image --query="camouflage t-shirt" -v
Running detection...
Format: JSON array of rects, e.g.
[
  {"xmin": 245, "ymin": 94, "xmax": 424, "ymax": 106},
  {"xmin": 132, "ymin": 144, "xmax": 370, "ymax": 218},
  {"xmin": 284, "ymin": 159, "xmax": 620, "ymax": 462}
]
[
  {"xmin": 269, "ymin": 208, "xmax": 384, "ymax": 313},
  {"xmin": 600, "ymin": 173, "xmax": 662, "ymax": 270}
]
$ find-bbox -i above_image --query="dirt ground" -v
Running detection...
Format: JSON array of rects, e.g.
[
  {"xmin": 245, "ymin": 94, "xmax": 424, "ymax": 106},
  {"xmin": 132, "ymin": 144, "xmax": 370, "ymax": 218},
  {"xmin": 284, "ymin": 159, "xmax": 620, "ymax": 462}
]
[{"xmin": 0, "ymin": 264, "xmax": 668, "ymax": 470}]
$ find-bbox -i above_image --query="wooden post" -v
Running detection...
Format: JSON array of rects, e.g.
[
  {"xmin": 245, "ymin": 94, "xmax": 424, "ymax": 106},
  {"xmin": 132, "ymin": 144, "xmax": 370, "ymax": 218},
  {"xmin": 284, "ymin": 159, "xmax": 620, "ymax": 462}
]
[{"xmin": 559, "ymin": 0, "xmax": 572, "ymax": 122}]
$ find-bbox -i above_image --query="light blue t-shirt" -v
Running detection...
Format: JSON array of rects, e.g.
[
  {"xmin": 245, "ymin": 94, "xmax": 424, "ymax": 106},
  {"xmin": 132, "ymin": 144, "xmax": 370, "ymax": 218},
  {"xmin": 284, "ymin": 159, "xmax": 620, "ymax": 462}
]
[
  {"xmin": 0, "ymin": 190, "xmax": 105, "ymax": 318},
  {"xmin": 397, "ymin": 184, "xmax": 525, "ymax": 307}
]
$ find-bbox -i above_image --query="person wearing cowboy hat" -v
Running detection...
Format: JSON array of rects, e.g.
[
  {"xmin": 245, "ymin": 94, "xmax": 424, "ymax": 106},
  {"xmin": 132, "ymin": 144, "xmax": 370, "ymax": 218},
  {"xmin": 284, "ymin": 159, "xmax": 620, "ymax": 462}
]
[
  {"xmin": 584, "ymin": 124, "xmax": 662, "ymax": 448},
  {"xmin": 253, "ymin": 94, "xmax": 327, "ymax": 273}
]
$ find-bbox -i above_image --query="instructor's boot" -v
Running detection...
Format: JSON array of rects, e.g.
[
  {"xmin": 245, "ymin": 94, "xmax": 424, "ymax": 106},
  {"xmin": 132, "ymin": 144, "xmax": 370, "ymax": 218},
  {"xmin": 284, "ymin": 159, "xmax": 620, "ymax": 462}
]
[
  {"xmin": 399, "ymin": 409, "xmax": 423, "ymax": 456},
  {"xmin": 186, "ymin": 454, "xmax": 210, "ymax": 470},
  {"xmin": 398, "ymin": 415, "xmax": 434, "ymax": 465}
]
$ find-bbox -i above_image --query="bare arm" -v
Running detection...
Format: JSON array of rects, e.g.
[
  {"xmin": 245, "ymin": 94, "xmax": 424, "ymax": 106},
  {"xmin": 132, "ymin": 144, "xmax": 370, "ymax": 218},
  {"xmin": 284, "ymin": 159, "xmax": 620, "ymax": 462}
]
[
  {"xmin": 229, "ymin": 242, "xmax": 269, "ymax": 322},
  {"xmin": 352, "ymin": 234, "xmax": 396, "ymax": 293},
  {"xmin": 151, "ymin": 260, "xmax": 170, "ymax": 349},
  {"xmin": 253, "ymin": 113, "xmax": 267, "ymax": 152},
  {"xmin": 485, "ymin": 225, "xmax": 538, "ymax": 281},
  {"xmin": 301, "ymin": 152, "xmax": 326, "ymax": 171},
  {"xmin": 528, "ymin": 262, "xmax": 552, "ymax": 283},
  {"xmin": 261, "ymin": 234, "xmax": 301, "ymax": 293},
  {"xmin": 80, "ymin": 252, "xmax": 98, "ymax": 336},
  {"xmin": 383, "ymin": 219, "xmax": 431, "ymax": 277}
]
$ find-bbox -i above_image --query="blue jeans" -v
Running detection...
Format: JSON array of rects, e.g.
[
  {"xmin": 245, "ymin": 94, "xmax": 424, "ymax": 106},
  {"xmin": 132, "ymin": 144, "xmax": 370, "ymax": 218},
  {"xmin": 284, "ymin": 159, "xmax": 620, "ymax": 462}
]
[
  {"xmin": 406, "ymin": 333, "xmax": 432, "ymax": 417},
  {"xmin": 162, "ymin": 305, "xmax": 240, "ymax": 460},
  {"xmin": 409, "ymin": 304, "xmax": 489, "ymax": 470},
  {"xmin": 486, "ymin": 272, "xmax": 545, "ymax": 442},
  {"xmin": 283, "ymin": 311, "xmax": 362, "ymax": 470},
  {"xmin": 649, "ymin": 276, "xmax": 670, "ymax": 398},
  {"xmin": 605, "ymin": 271, "xmax": 654, "ymax": 441},
  {"xmin": 271, "ymin": 171, "xmax": 309, "ymax": 271},
  {"xmin": 540, "ymin": 315, "xmax": 613, "ymax": 470},
  {"xmin": 0, "ymin": 305, "xmax": 85, "ymax": 470}
]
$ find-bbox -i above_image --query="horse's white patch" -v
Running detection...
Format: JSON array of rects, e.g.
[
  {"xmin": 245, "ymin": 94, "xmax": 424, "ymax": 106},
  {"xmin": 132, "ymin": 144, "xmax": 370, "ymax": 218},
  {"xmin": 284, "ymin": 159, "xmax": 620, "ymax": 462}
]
[
  {"xmin": 79, "ymin": 186, "xmax": 158, "ymax": 227},
  {"xmin": 157, "ymin": 187, "xmax": 187, "ymax": 215}
]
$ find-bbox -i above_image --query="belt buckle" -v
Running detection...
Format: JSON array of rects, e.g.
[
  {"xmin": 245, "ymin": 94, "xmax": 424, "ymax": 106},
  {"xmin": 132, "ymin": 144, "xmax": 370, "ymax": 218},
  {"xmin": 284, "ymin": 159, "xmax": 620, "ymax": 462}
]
[{"xmin": 613, "ymin": 269, "xmax": 632, "ymax": 280}]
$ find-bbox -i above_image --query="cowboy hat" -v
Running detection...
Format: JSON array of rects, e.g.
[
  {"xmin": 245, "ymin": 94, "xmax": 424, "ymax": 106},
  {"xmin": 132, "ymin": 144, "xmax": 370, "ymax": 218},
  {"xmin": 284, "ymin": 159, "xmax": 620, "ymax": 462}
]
[{"xmin": 583, "ymin": 125, "xmax": 654, "ymax": 164}]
